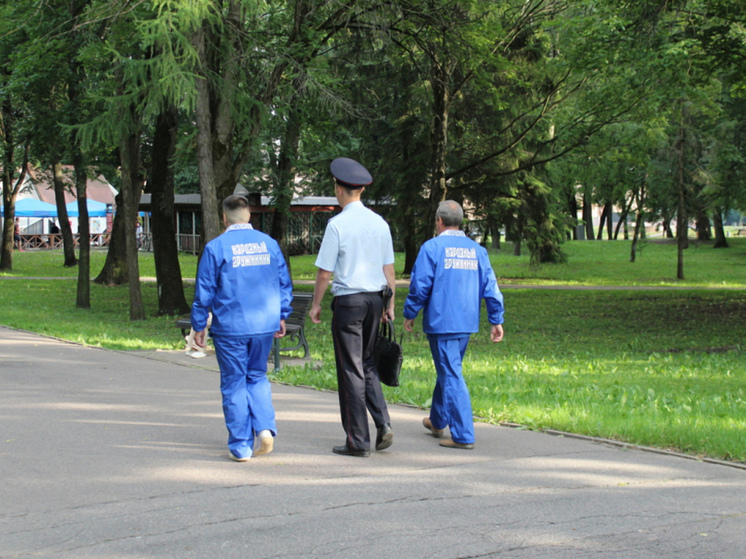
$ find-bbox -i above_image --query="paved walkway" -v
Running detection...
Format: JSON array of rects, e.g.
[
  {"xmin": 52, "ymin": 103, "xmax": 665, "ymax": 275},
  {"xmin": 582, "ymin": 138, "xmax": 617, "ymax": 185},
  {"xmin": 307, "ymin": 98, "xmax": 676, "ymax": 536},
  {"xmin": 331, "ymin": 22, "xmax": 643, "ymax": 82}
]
[{"xmin": 1, "ymin": 326, "xmax": 744, "ymax": 558}]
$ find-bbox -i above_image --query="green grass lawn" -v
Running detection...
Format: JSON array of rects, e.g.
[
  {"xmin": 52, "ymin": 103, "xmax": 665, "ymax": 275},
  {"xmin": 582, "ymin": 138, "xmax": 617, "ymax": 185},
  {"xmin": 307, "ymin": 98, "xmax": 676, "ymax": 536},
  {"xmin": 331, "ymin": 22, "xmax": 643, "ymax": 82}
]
[
  {"xmin": 1, "ymin": 239, "xmax": 745, "ymax": 462},
  {"xmin": 277, "ymin": 286, "xmax": 746, "ymax": 463},
  {"xmin": 4, "ymin": 237, "xmax": 745, "ymax": 287}
]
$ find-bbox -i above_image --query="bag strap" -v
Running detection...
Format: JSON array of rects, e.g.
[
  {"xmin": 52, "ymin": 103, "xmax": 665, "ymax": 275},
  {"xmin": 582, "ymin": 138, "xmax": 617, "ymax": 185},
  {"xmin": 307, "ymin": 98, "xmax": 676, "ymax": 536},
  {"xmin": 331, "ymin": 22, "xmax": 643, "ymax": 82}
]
[{"xmin": 381, "ymin": 318, "xmax": 395, "ymax": 341}]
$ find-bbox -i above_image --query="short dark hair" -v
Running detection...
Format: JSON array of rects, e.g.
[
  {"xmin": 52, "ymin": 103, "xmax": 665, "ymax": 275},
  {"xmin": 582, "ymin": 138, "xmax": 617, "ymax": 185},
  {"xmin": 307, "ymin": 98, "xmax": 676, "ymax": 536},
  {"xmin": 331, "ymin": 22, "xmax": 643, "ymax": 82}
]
[
  {"xmin": 223, "ymin": 195, "xmax": 250, "ymax": 212},
  {"xmin": 223, "ymin": 195, "xmax": 251, "ymax": 224}
]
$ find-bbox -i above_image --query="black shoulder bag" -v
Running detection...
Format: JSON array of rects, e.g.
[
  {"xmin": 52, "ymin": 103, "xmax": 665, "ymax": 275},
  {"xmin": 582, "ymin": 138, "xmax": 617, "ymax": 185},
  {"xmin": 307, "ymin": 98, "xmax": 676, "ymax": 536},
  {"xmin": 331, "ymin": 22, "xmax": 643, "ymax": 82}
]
[
  {"xmin": 374, "ymin": 286, "xmax": 403, "ymax": 387},
  {"xmin": 374, "ymin": 319, "xmax": 402, "ymax": 387}
]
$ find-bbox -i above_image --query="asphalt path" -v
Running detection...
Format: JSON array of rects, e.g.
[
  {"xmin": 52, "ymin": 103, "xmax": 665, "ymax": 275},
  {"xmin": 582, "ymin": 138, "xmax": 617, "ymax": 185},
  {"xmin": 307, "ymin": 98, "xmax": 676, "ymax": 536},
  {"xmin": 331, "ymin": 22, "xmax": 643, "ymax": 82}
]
[{"xmin": 1, "ymin": 326, "xmax": 745, "ymax": 558}]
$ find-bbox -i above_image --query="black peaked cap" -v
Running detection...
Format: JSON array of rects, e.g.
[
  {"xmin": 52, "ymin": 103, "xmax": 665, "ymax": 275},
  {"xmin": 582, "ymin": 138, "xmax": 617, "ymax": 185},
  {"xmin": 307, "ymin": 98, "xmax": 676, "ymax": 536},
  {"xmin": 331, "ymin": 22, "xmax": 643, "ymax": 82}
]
[{"xmin": 330, "ymin": 157, "xmax": 372, "ymax": 188}]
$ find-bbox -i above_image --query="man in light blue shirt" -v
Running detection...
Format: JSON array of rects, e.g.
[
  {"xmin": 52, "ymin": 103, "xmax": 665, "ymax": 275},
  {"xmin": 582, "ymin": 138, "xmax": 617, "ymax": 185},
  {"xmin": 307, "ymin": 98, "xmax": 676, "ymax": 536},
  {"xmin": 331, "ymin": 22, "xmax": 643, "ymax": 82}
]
[{"xmin": 310, "ymin": 158, "xmax": 396, "ymax": 457}]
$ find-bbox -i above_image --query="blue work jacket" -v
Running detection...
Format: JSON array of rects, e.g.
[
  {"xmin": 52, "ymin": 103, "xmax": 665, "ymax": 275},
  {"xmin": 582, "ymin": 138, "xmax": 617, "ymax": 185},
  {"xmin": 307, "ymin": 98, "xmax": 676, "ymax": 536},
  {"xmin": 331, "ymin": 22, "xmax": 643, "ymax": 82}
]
[
  {"xmin": 403, "ymin": 231, "xmax": 504, "ymax": 335},
  {"xmin": 191, "ymin": 224, "xmax": 293, "ymax": 337}
]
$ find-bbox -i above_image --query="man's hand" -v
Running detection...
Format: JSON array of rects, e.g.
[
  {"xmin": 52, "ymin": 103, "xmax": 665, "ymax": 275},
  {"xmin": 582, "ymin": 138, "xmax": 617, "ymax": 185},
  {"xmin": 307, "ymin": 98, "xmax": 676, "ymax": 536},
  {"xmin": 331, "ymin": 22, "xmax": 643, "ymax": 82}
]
[
  {"xmin": 404, "ymin": 318, "xmax": 415, "ymax": 332},
  {"xmin": 194, "ymin": 329, "xmax": 207, "ymax": 348},
  {"xmin": 310, "ymin": 268, "xmax": 331, "ymax": 324},
  {"xmin": 490, "ymin": 324, "xmax": 504, "ymax": 343},
  {"xmin": 309, "ymin": 303, "xmax": 322, "ymax": 324},
  {"xmin": 274, "ymin": 319, "xmax": 287, "ymax": 338},
  {"xmin": 382, "ymin": 264, "xmax": 396, "ymax": 323},
  {"xmin": 383, "ymin": 305, "xmax": 395, "ymax": 322}
]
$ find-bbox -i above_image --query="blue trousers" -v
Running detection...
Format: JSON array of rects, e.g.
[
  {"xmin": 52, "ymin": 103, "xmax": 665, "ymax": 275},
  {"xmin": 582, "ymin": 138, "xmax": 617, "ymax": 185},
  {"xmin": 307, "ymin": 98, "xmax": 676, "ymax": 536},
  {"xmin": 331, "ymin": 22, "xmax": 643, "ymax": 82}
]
[
  {"xmin": 212, "ymin": 334, "xmax": 277, "ymax": 459},
  {"xmin": 428, "ymin": 335, "xmax": 474, "ymax": 444}
]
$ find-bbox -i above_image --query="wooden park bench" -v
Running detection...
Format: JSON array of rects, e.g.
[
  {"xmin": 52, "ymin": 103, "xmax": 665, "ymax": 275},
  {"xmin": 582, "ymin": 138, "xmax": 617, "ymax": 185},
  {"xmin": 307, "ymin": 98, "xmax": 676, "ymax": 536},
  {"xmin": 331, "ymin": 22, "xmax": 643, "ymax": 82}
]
[
  {"xmin": 175, "ymin": 291, "xmax": 313, "ymax": 370},
  {"xmin": 272, "ymin": 292, "xmax": 312, "ymax": 369}
]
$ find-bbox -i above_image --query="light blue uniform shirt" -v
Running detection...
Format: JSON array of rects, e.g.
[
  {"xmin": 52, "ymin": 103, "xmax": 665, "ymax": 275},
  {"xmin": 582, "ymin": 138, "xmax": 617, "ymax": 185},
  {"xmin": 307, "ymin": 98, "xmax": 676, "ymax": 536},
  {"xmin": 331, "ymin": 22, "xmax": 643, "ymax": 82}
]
[{"xmin": 315, "ymin": 201, "xmax": 395, "ymax": 296}]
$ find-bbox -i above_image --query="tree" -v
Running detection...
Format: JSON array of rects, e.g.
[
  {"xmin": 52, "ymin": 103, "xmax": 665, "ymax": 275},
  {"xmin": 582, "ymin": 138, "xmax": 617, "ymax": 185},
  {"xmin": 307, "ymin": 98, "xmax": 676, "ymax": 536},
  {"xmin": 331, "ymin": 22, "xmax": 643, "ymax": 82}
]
[
  {"xmin": 0, "ymin": 2, "xmax": 32, "ymax": 271},
  {"xmin": 147, "ymin": 106, "xmax": 190, "ymax": 316}
]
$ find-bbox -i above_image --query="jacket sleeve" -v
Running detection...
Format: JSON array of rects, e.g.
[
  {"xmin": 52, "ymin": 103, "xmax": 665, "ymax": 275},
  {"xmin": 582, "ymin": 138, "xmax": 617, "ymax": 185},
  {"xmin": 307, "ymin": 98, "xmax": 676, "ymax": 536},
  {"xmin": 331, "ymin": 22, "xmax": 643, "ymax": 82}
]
[
  {"xmin": 276, "ymin": 243, "xmax": 294, "ymax": 320},
  {"xmin": 191, "ymin": 246, "xmax": 217, "ymax": 331},
  {"xmin": 403, "ymin": 243, "xmax": 435, "ymax": 320},
  {"xmin": 479, "ymin": 247, "xmax": 504, "ymax": 325}
]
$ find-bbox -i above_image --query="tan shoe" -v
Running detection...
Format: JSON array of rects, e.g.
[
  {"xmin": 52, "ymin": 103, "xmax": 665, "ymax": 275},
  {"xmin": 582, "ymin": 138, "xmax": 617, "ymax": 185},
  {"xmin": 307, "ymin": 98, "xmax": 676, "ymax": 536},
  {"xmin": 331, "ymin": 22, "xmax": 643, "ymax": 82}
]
[
  {"xmin": 254, "ymin": 430, "xmax": 274, "ymax": 456},
  {"xmin": 229, "ymin": 452, "xmax": 250, "ymax": 462},
  {"xmin": 423, "ymin": 417, "xmax": 444, "ymax": 438},
  {"xmin": 439, "ymin": 438, "xmax": 474, "ymax": 450}
]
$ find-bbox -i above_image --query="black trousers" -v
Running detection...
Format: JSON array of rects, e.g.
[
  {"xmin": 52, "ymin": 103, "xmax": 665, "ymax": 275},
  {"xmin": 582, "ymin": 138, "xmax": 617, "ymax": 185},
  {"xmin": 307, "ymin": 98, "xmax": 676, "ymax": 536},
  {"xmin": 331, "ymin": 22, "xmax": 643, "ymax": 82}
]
[{"xmin": 331, "ymin": 291, "xmax": 391, "ymax": 450}]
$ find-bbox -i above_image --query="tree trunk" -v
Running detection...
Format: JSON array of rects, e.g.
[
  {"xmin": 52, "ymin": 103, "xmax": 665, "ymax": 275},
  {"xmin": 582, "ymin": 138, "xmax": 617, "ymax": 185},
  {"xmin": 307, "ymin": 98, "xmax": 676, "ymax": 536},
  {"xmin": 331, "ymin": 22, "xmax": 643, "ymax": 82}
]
[
  {"xmin": 613, "ymin": 198, "xmax": 632, "ymax": 240},
  {"xmin": 120, "ymin": 122, "xmax": 145, "ymax": 320},
  {"xmin": 0, "ymin": 198, "xmax": 15, "ymax": 270},
  {"xmin": 630, "ymin": 186, "xmax": 646, "ymax": 262},
  {"xmin": 150, "ymin": 106, "xmax": 190, "ymax": 316},
  {"xmin": 270, "ymin": 83, "xmax": 304, "ymax": 277},
  {"xmin": 567, "ymin": 190, "xmax": 579, "ymax": 240},
  {"xmin": 0, "ymin": 101, "xmax": 29, "ymax": 271},
  {"xmin": 191, "ymin": 0, "xmax": 294, "ymax": 250},
  {"xmin": 513, "ymin": 219, "xmax": 523, "ymax": 256},
  {"xmin": 596, "ymin": 202, "xmax": 609, "ymax": 240},
  {"xmin": 712, "ymin": 209, "xmax": 728, "ymax": 249},
  {"xmin": 425, "ymin": 56, "xmax": 451, "ymax": 240},
  {"xmin": 662, "ymin": 219, "xmax": 672, "ymax": 238},
  {"xmin": 73, "ymin": 155, "xmax": 90, "ymax": 308},
  {"xmin": 399, "ymin": 111, "xmax": 425, "ymax": 277},
  {"xmin": 488, "ymin": 216, "xmax": 501, "ymax": 249},
  {"xmin": 630, "ymin": 210, "xmax": 644, "ymax": 263},
  {"xmin": 193, "ymin": 25, "xmax": 222, "ymax": 246},
  {"xmin": 675, "ymin": 109, "xmax": 687, "ymax": 280},
  {"xmin": 606, "ymin": 201, "xmax": 613, "ymax": 240},
  {"xmin": 582, "ymin": 190, "xmax": 594, "ymax": 241},
  {"xmin": 52, "ymin": 161, "xmax": 78, "ymax": 267},
  {"xmin": 695, "ymin": 210, "xmax": 711, "ymax": 241},
  {"xmin": 93, "ymin": 189, "xmax": 127, "ymax": 285}
]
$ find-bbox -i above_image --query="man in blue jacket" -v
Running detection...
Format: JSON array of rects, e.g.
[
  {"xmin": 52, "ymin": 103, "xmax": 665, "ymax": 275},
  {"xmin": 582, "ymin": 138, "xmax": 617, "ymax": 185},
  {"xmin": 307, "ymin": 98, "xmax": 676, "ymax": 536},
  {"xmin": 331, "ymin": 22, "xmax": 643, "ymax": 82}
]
[
  {"xmin": 404, "ymin": 200, "xmax": 504, "ymax": 449},
  {"xmin": 192, "ymin": 195, "xmax": 293, "ymax": 462}
]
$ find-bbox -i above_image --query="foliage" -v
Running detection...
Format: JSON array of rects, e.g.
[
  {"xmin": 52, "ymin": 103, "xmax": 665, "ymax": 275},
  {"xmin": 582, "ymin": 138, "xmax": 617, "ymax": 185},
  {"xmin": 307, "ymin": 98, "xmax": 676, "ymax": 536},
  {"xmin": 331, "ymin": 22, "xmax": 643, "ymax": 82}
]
[{"xmin": 3, "ymin": 0, "xmax": 746, "ymax": 289}]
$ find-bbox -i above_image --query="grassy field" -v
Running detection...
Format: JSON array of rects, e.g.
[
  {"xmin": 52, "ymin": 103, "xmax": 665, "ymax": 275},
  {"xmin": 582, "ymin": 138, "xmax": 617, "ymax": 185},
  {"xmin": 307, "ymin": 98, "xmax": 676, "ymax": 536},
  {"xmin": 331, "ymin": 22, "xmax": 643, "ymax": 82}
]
[
  {"xmin": 1, "ymin": 239, "xmax": 745, "ymax": 462},
  {"xmin": 3, "ymin": 237, "xmax": 746, "ymax": 286}
]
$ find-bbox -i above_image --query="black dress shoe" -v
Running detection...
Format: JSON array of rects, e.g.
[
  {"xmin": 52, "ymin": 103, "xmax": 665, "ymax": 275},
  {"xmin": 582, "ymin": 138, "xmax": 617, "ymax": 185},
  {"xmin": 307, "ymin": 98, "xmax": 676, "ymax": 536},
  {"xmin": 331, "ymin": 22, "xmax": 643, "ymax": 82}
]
[
  {"xmin": 333, "ymin": 444, "xmax": 370, "ymax": 457},
  {"xmin": 375, "ymin": 423, "xmax": 393, "ymax": 451}
]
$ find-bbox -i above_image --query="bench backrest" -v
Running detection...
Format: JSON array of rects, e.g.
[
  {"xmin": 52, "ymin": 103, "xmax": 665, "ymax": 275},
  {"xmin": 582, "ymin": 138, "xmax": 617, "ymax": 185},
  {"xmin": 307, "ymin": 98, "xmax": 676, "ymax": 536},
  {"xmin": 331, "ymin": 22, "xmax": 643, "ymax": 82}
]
[{"xmin": 287, "ymin": 293, "xmax": 313, "ymax": 325}]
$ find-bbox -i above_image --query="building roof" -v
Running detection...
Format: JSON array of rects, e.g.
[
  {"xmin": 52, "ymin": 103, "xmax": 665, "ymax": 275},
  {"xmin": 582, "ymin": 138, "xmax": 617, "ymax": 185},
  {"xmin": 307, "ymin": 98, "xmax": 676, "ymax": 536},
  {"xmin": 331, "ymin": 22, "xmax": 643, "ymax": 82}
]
[
  {"xmin": 22, "ymin": 166, "xmax": 117, "ymax": 206},
  {"xmin": 139, "ymin": 193, "xmax": 340, "ymax": 210}
]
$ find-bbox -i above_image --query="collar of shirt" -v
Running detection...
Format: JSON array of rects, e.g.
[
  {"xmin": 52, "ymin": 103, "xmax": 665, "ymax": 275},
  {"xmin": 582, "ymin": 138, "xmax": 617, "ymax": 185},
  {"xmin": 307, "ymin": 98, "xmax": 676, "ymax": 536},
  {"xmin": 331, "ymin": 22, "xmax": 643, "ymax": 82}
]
[
  {"xmin": 341, "ymin": 200, "xmax": 364, "ymax": 213},
  {"xmin": 439, "ymin": 229, "xmax": 466, "ymax": 237},
  {"xmin": 226, "ymin": 223, "xmax": 254, "ymax": 232}
]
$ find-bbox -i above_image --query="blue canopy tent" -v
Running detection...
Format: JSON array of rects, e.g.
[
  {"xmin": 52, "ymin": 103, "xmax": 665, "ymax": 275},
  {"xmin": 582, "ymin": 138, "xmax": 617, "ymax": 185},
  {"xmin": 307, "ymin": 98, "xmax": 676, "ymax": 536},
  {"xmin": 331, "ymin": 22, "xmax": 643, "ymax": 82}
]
[
  {"xmin": 65, "ymin": 199, "xmax": 108, "ymax": 217},
  {"xmin": 0, "ymin": 198, "xmax": 58, "ymax": 217}
]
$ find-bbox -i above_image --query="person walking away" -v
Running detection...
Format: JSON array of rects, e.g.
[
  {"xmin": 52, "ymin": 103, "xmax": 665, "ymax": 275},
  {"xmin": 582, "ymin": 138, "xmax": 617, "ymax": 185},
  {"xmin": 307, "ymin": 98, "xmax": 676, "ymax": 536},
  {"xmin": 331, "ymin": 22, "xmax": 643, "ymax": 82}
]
[
  {"xmin": 310, "ymin": 157, "xmax": 396, "ymax": 457},
  {"xmin": 404, "ymin": 200, "xmax": 505, "ymax": 450},
  {"xmin": 14, "ymin": 218, "xmax": 23, "ymax": 251},
  {"xmin": 191, "ymin": 195, "xmax": 293, "ymax": 462}
]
